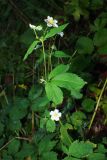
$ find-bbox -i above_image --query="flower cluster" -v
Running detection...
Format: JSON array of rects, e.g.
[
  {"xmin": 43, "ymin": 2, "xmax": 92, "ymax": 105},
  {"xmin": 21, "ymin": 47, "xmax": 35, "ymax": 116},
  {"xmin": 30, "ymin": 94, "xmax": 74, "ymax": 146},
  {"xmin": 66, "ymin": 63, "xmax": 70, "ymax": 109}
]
[
  {"xmin": 29, "ymin": 24, "xmax": 42, "ymax": 31},
  {"xmin": 50, "ymin": 109, "xmax": 61, "ymax": 121},
  {"xmin": 29, "ymin": 16, "xmax": 64, "ymax": 37}
]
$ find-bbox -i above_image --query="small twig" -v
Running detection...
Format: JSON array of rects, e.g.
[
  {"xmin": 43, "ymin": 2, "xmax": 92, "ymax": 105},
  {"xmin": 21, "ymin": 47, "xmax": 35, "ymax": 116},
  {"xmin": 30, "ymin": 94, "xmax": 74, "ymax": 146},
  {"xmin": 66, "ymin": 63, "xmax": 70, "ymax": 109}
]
[
  {"xmin": 0, "ymin": 136, "xmax": 30, "ymax": 151},
  {"xmin": 68, "ymin": 50, "xmax": 77, "ymax": 64},
  {"xmin": 16, "ymin": 136, "xmax": 30, "ymax": 141},
  {"xmin": 0, "ymin": 138, "xmax": 15, "ymax": 151},
  {"xmin": 88, "ymin": 78, "xmax": 107, "ymax": 130}
]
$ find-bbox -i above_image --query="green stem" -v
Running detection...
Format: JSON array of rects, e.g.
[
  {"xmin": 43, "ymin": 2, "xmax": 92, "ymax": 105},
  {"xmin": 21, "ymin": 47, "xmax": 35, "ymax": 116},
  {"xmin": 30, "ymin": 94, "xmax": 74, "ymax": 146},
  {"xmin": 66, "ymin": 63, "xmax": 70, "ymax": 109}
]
[
  {"xmin": 34, "ymin": 30, "xmax": 38, "ymax": 39},
  {"xmin": 32, "ymin": 111, "xmax": 35, "ymax": 135},
  {"xmin": 104, "ymin": 118, "xmax": 107, "ymax": 125},
  {"xmin": 88, "ymin": 78, "xmax": 107, "ymax": 130},
  {"xmin": 41, "ymin": 40, "xmax": 47, "ymax": 79},
  {"xmin": 68, "ymin": 50, "xmax": 77, "ymax": 64},
  {"xmin": 3, "ymin": 91, "xmax": 9, "ymax": 105},
  {"xmin": 43, "ymin": 27, "xmax": 48, "ymax": 37},
  {"xmin": 49, "ymin": 54, "xmax": 52, "ymax": 71},
  {"xmin": 48, "ymin": 43, "xmax": 52, "ymax": 73}
]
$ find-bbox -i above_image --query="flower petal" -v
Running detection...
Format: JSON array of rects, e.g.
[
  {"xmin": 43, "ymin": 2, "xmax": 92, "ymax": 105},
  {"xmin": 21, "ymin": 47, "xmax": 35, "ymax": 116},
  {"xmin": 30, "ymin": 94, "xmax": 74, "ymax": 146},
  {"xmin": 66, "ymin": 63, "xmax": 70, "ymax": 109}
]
[{"xmin": 50, "ymin": 111, "xmax": 54, "ymax": 115}]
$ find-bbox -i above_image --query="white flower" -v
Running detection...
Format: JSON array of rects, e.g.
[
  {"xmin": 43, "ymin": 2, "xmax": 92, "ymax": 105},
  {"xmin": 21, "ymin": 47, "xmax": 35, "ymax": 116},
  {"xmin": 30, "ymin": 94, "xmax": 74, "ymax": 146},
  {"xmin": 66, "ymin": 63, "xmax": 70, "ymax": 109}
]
[
  {"xmin": 51, "ymin": 44, "xmax": 57, "ymax": 50},
  {"xmin": 50, "ymin": 109, "xmax": 61, "ymax": 121},
  {"xmin": 44, "ymin": 16, "xmax": 58, "ymax": 28},
  {"xmin": 35, "ymin": 25, "xmax": 43, "ymax": 31},
  {"xmin": 58, "ymin": 32, "xmax": 64, "ymax": 37},
  {"xmin": 29, "ymin": 24, "xmax": 36, "ymax": 30},
  {"xmin": 40, "ymin": 78, "xmax": 46, "ymax": 84},
  {"xmin": 29, "ymin": 24, "xmax": 42, "ymax": 31}
]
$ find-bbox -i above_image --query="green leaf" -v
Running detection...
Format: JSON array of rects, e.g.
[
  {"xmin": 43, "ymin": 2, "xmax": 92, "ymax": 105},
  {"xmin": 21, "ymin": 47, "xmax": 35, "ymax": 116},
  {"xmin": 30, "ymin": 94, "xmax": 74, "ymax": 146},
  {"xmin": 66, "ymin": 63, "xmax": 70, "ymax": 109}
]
[
  {"xmin": 92, "ymin": 17, "xmax": 107, "ymax": 31},
  {"xmin": 9, "ymin": 98, "xmax": 29, "ymax": 120},
  {"xmin": 71, "ymin": 111, "xmax": 86, "ymax": 128},
  {"xmin": 69, "ymin": 141, "xmax": 93, "ymax": 158},
  {"xmin": 91, "ymin": 0, "xmax": 104, "ymax": 10},
  {"xmin": 94, "ymin": 28, "xmax": 107, "ymax": 46},
  {"xmin": 9, "ymin": 107, "xmax": 27, "ymax": 120},
  {"xmin": 82, "ymin": 98, "xmax": 95, "ymax": 112},
  {"xmin": 87, "ymin": 153, "xmax": 106, "ymax": 160},
  {"xmin": 23, "ymin": 40, "xmax": 39, "ymax": 60},
  {"xmin": 46, "ymin": 119, "xmax": 56, "ymax": 132},
  {"xmin": 76, "ymin": 37, "xmax": 94, "ymax": 54},
  {"xmin": 49, "ymin": 64, "xmax": 69, "ymax": 80},
  {"xmin": 28, "ymin": 85, "xmax": 43, "ymax": 101},
  {"xmin": 2, "ymin": 154, "xmax": 13, "ymax": 160},
  {"xmin": 54, "ymin": 51, "xmax": 70, "ymax": 58},
  {"xmin": 102, "ymin": 137, "xmax": 107, "ymax": 145},
  {"xmin": 38, "ymin": 137, "xmax": 57, "ymax": 154},
  {"xmin": 14, "ymin": 97, "xmax": 29, "ymax": 109},
  {"xmin": 41, "ymin": 151, "xmax": 57, "ymax": 160},
  {"xmin": 96, "ymin": 144, "xmax": 107, "ymax": 154},
  {"xmin": 61, "ymin": 145, "xmax": 69, "ymax": 155},
  {"xmin": 45, "ymin": 82, "xmax": 63, "ymax": 105},
  {"xmin": 40, "ymin": 118, "xmax": 47, "ymax": 129},
  {"xmin": 60, "ymin": 123, "xmax": 72, "ymax": 146},
  {"xmin": 0, "ymin": 138, "xmax": 5, "ymax": 148},
  {"xmin": 31, "ymin": 96, "xmax": 49, "ymax": 112},
  {"xmin": 98, "ymin": 45, "xmax": 107, "ymax": 54},
  {"xmin": 15, "ymin": 142, "xmax": 35, "ymax": 159},
  {"xmin": 63, "ymin": 157, "xmax": 80, "ymax": 160},
  {"xmin": 0, "ymin": 122, "xmax": 4, "ymax": 136},
  {"xmin": 8, "ymin": 139, "xmax": 20, "ymax": 154},
  {"xmin": 52, "ymin": 73, "xmax": 86, "ymax": 91},
  {"xmin": 71, "ymin": 89, "xmax": 83, "ymax": 99},
  {"xmin": 8, "ymin": 120, "xmax": 22, "ymax": 131},
  {"xmin": 45, "ymin": 23, "xmax": 68, "ymax": 39},
  {"xmin": 102, "ymin": 101, "xmax": 107, "ymax": 115}
]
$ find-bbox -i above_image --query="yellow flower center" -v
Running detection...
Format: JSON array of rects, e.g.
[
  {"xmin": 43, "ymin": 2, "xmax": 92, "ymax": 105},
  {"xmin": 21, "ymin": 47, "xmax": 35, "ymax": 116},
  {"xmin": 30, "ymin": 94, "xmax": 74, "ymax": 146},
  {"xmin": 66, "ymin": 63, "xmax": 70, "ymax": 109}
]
[
  {"xmin": 49, "ymin": 19, "xmax": 54, "ymax": 24},
  {"xmin": 53, "ymin": 113, "xmax": 58, "ymax": 117}
]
